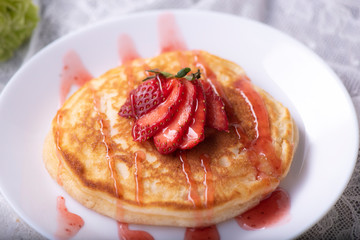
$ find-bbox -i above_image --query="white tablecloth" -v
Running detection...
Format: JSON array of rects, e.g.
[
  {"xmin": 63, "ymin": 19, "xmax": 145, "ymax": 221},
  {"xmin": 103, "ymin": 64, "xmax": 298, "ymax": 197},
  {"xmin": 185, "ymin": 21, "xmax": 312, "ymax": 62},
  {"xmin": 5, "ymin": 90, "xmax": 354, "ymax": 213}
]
[{"xmin": 0, "ymin": 0, "xmax": 359, "ymax": 239}]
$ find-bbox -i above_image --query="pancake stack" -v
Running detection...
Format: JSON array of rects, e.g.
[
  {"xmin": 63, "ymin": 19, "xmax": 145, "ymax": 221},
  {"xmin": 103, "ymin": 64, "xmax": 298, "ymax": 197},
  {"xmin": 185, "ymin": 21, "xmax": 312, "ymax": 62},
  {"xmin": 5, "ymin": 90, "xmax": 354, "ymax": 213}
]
[{"xmin": 43, "ymin": 50, "xmax": 298, "ymax": 227}]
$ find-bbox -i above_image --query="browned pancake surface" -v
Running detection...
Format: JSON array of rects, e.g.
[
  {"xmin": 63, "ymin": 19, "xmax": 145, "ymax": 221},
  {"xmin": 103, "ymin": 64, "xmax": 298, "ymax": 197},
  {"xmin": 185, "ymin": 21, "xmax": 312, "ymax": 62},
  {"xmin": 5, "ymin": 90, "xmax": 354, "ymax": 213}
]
[{"xmin": 43, "ymin": 50, "xmax": 298, "ymax": 227}]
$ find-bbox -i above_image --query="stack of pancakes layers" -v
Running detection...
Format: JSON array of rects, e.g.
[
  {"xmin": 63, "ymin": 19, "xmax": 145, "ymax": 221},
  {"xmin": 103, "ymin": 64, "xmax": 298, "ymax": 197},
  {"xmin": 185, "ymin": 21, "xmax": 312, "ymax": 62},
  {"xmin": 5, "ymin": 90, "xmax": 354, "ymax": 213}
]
[{"xmin": 43, "ymin": 50, "xmax": 298, "ymax": 227}]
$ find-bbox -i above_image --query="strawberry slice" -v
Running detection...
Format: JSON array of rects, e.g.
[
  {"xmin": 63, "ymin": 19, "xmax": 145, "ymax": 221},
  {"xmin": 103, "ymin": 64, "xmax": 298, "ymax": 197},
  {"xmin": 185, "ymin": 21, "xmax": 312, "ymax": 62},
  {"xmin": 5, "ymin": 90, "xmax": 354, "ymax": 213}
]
[
  {"xmin": 201, "ymin": 79, "xmax": 228, "ymax": 131},
  {"xmin": 118, "ymin": 94, "xmax": 134, "ymax": 118},
  {"xmin": 119, "ymin": 74, "xmax": 167, "ymax": 119},
  {"xmin": 154, "ymin": 80, "xmax": 196, "ymax": 154},
  {"xmin": 132, "ymin": 79, "xmax": 184, "ymax": 142},
  {"xmin": 179, "ymin": 80, "xmax": 206, "ymax": 149}
]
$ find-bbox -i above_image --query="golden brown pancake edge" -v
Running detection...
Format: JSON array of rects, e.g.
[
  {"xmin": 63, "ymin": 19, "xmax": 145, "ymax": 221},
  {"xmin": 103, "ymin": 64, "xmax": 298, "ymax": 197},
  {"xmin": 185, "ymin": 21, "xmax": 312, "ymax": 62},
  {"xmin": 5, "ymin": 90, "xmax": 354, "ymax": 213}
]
[{"xmin": 43, "ymin": 50, "xmax": 298, "ymax": 227}]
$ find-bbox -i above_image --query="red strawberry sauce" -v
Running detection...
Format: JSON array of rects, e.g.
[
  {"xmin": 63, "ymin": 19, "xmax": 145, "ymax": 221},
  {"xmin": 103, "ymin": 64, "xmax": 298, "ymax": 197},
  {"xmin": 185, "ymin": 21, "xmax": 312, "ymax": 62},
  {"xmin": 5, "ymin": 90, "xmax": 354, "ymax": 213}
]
[
  {"xmin": 118, "ymin": 33, "xmax": 141, "ymax": 64},
  {"xmin": 236, "ymin": 188, "xmax": 290, "ymax": 230},
  {"xmin": 185, "ymin": 225, "xmax": 220, "ymax": 240},
  {"xmin": 118, "ymin": 33, "xmax": 141, "ymax": 92},
  {"xmin": 117, "ymin": 222, "xmax": 154, "ymax": 240},
  {"xmin": 55, "ymin": 196, "xmax": 84, "ymax": 239},
  {"xmin": 60, "ymin": 50, "xmax": 93, "ymax": 106},
  {"xmin": 184, "ymin": 189, "xmax": 290, "ymax": 240},
  {"xmin": 158, "ymin": 12, "xmax": 188, "ymax": 53},
  {"xmin": 233, "ymin": 77, "xmax": 282, "ymax": 179}
]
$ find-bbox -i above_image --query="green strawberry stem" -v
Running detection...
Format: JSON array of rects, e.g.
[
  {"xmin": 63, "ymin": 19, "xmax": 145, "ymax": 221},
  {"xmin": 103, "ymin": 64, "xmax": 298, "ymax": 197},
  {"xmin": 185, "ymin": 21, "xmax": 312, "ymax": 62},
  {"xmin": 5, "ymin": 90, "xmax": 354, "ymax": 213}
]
[{"xmin": 143, "ymin": 68, "xmax": 201, "ymax": 82}]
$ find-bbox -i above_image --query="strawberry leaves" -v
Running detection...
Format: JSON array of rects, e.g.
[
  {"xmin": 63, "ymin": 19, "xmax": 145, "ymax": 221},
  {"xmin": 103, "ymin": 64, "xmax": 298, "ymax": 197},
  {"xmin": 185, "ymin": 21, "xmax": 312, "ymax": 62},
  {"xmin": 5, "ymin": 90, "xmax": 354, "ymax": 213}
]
[
  {"xmin": 174, "ymin": 67, "xmax": 191, "ymax": 78},
  {"xmin": 143, "ymin": 68, "xmax": 201, "ymax": 82}
]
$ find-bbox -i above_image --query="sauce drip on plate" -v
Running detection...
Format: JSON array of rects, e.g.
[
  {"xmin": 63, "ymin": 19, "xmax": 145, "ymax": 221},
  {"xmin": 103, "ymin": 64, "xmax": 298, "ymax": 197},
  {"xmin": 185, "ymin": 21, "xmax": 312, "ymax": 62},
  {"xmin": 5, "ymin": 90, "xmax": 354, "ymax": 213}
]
[
  {"xmin": 185, "ymin": 225, "xmax": 220, "ymax": 240},
  {"xmin": 158, "ymin": 12, "xmax": 188, "ymax": 53},
  {"xmin": 60, "ymin": 50, "xmax": 93, "ymax": 106},
  {"xmin": 118, "ymin": 222, "xmax": 154, "ymax": 240},
  {"xmin": 118, "ymin": 34, "xmax": 141, "ymax": 91},
  {"xmin": 55, "ymin": 196, "xmax": 84, "ymax": 240},
  {"xmin": 118, "ymin": 33, "xmax": 141, "ymax": 64},
  {"xmin": 236, "ymin": 188, "xmax": 290, "ymax": 230}
]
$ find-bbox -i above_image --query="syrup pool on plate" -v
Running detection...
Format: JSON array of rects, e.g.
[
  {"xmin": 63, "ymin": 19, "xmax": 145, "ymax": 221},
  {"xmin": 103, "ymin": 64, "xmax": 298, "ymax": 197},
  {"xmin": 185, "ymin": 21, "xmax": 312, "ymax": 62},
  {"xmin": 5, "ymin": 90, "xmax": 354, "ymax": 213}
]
[
  {"xmin": 185, "ymin": 225, "xmax": 220, "ymax": 240},
  {"xmin": 117, "ymin": 222, "xmax": 154, "ymax": 240},
  {"xmin": 55, "ymin": 196, "xmax": 84, "ymax": 240},
  {"xmin": 236, "ymin": 188, "xmax": 291, "ymax": 230}
]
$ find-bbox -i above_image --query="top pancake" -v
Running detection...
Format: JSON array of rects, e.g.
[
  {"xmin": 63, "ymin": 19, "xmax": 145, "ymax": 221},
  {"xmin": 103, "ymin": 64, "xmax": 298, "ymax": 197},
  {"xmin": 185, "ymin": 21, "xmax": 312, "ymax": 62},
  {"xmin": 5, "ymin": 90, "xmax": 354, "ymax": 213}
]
[{"xmin": 43, "ymin": 50, "xmax": 298, "ymax": 227}]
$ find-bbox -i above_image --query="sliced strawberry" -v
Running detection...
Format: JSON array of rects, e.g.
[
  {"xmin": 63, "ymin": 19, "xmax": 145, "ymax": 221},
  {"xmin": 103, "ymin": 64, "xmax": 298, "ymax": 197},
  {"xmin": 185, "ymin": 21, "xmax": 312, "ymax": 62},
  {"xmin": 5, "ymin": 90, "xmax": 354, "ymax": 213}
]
[
  {"xmin": 201, "ymin": 79, "xmax": 228, "ymax": 131},
  {"xmin": 154, "ymin": 80, "xmax": 196, "ymax": 154},
  {"xmin": 119, "ymin": 74, "xmax": 167, "ymax": 119},
  {"xmin": 179, "ymin": 80, "xmax": 206, "ymax": 149},
  {"xmin": 155, "ymin": 73, "xmax": 169, "ymax": 96},
  {"xmin": 118, "ymin": 93, "xmax": 134, "ymax": 118},
  {"xmin": 132, "ymin": 79, "xmax": 184, "ymax": 142}
]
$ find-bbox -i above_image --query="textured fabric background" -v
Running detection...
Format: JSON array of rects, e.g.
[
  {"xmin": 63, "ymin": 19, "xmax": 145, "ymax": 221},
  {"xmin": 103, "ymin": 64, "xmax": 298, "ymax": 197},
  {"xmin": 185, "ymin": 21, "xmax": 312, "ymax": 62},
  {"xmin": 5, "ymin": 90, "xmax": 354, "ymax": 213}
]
[{"xmin": 0, "ymin": 0, "xmax": 359, "ymax": 239}]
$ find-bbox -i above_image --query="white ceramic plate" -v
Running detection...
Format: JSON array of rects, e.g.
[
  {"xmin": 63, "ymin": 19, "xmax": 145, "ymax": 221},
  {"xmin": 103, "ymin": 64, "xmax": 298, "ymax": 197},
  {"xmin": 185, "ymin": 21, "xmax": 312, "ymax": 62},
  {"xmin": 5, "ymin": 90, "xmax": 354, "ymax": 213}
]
[{"xmin": 0, "ymin": 10, "xmax": 358, "ymax": 240}]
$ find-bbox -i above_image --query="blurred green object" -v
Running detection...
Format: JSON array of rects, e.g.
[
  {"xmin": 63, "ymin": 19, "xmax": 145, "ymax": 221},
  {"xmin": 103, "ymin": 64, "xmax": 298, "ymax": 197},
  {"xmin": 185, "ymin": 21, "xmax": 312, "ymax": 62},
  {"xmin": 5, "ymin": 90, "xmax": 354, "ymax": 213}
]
[{"xmin": 0, "ymin": 0, "xmax": 39, "ymax": 62}]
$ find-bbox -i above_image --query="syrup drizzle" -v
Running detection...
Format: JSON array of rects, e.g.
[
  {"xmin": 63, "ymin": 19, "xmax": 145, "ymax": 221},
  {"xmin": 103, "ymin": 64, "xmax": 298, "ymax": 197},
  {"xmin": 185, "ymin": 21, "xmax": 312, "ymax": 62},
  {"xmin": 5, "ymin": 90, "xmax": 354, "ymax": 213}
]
[
  {"xmin": 92, "ymin": 89, "xmax": 126, "ymax": 223},
  {"xmin": 200, "ymin": 154, "xmax": 214, "ymax": 210},
  {"xmin": 117, "ymin": 35, "xmax": 148, "ymax": 206},
  {"xmin": 93, "ymin": 89, "xmax": 130, "ymax": 238},
  {"xmin": 56, "ymin": 50, "xmax": 92, "ymax": 183},
  {"xmin": 117, "ymin": 34, "xmax": 155, "ymax": 240},
  {"xmin": 180, "ymin": 152, "xmax": 217, "ymax": 234},
  {"xmin": 236, "ymin": 188, "xmax": 290, "ymax": 230},
  {"xmin": 134, "ymin": 151, "xmax": 146, "ymax": 205},
  {"xmin": 60, "ymin": 50, "xmax": 93, "ymax": 106},
  {"xmin": 55, "ymin": 111, "xmax": 64, "ymax": 186},
  {"xmin": 117, "ymin": 222, "xmax": 154, "ymax": 240},
  {"xmin": 233, "ymin": 78, "xmax": 282, "ymax": 178},
  {"xmin": 55, "ymin": 196, "xmax": 84, "ymax": 240},
  {"xmin": 158, "ymin": 12, "xmax": 188, "ymax": 53},
  {"xmin": 92, "ymin": 91, "xmax": 122, "ymax": 198},
  {"xmin": 179, "ymin": 151, "xmax": 201, "ymax": 208}
]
